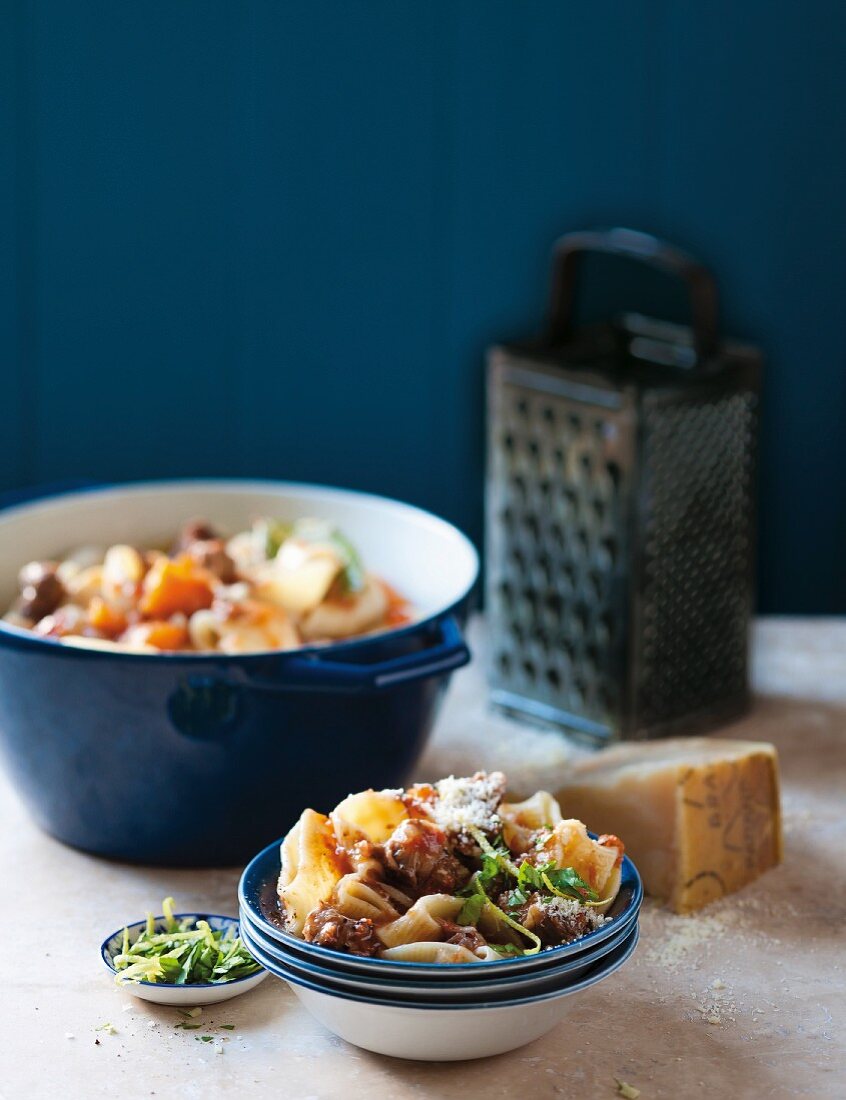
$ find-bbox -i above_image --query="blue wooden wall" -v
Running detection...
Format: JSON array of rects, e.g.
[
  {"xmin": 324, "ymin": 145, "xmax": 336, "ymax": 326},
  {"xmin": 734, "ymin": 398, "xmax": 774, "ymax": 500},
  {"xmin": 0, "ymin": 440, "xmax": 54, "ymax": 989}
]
[{"xmin": 5, "ymin": 2, "xmax": 846, "ymax": 612}]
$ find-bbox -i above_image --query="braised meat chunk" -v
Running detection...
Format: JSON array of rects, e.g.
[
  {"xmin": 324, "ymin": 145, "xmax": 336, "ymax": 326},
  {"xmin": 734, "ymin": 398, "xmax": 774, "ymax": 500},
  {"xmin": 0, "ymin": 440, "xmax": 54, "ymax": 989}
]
[
  {"xmin": 302, "ymin": 906, "xmax": 383, "ymax": 957},
  {"xmin": 508, "ymin": 892, "xmax": 606, "ymax": 945},
  {"xmin": 17, "ymin": 561, "xmax": 65, "ymax": 623},
  {"xmin": 186, "ymin": 539, "xmax": 238, "ymax": 584},
  {"xmin": 382, "ymin": 819, "xmax": 470, "ymax": 896},
  {"xmin": 438, "ymin": 920, "xmax": 486, "ymax": 953},
  {"xmin": 171, "ymin": 518, "xmax": 219, "ymax": 554}
]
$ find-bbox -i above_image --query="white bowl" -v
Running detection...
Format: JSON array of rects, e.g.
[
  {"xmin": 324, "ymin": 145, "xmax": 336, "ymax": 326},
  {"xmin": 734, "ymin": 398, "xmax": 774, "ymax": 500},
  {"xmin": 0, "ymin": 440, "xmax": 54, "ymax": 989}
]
[
  {"xmin": 249, "ymin": 924, "xmax": 639, "ymax": 1061},
  {"xmin": 100, "ymin": 913, "xmax": 268, "ymax": 1006}
]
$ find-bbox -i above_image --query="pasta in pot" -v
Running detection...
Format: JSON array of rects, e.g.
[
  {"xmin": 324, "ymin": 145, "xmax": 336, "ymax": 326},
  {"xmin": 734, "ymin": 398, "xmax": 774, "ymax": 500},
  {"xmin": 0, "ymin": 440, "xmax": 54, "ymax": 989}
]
[
  {"xmin": 4, "ymin": 515, "xmax": 412, "ymax": 654},
  {"xmin": 273, "ymin": 772, "xmax": 627, "ymax": 962}
]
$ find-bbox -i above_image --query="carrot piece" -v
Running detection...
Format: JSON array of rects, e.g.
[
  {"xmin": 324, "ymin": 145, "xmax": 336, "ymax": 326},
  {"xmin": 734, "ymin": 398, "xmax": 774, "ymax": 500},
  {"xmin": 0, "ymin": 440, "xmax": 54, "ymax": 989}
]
[
  {"xmin": 139, "ymin": 555, "xmax": 214, "ymax": 619},
  {"xmin": 379, "ymin": 579, "xmax": 411, "ymax": 627},
  {"xmin": 122, "ymin": 621, "xmax": 190, "ymax": 651},
  {"xmin": 384, "ymin": 606, "xmax": 412, "ymax": 627},
  {"xmin": 88, "ymin": 596, "xmax": 127, "ymax": 637}
]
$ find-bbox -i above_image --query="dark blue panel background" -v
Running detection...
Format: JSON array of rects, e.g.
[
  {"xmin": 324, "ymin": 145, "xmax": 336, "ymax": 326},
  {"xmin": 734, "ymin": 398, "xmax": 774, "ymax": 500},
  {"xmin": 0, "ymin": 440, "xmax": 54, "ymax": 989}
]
[{"xmin": 6, "ymin": 1, "xmax": 846, "ymax": 611}]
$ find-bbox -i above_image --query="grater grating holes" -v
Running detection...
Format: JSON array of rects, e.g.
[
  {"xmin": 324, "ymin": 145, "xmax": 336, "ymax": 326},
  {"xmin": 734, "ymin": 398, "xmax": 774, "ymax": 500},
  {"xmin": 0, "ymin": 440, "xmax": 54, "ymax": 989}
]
[
  {"xmin": 636, "ymin": 392, "xmax": 755, "ymax": 728},
  {"xmin": 488, "ymin": 383, "xmax": 629, "ymax": 726}
]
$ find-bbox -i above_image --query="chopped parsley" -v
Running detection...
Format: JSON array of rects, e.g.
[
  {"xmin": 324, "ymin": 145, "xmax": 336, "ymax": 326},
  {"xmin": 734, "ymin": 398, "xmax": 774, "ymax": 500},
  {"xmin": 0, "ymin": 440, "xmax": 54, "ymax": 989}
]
[
  {"xmin": 457, "ymin": 892, "xmax": 487, "ymax": 926},
  {"xmin": 270, "ymin": 518, "xmax": 367, "ymax": 593},
  {"xmin": 452, "ymin": 829, "xmax": 602, "ymax": 956},
  {"xmin": 456, "ymin": 867, "xmax": 541, "ymax": 955},
  {"xmin": 516, "ymin": 860, "xmax": 598, "ymax": 903},
  {"xmin": 326, "ymin": 529, "xmax": 366, "ymax": 593},
  {"xmin": 261, "ymin": 519, "xmax": 294, "ymax": 559},
  {"xmin": 490, "ymin": 943, "xmax": 524, "ymax": 958}
]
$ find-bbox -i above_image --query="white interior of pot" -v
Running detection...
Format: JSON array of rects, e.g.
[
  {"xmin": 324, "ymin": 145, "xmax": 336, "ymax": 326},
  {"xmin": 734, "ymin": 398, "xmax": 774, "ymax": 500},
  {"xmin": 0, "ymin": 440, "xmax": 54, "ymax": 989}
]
[{"xmin": 0, "ymin": 481, "xmax": 478, "ymax": 626}]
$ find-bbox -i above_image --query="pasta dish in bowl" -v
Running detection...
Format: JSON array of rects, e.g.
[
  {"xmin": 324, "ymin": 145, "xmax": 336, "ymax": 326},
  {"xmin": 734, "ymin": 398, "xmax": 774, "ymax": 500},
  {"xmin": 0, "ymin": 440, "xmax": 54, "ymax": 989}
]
[
  {"xmin": 273, "ymin": 771, "xmax": 625, "ymax": 963},
  {"xmin": 234, "ymin": 771, "xmax": 640, "ymax": 1059}
]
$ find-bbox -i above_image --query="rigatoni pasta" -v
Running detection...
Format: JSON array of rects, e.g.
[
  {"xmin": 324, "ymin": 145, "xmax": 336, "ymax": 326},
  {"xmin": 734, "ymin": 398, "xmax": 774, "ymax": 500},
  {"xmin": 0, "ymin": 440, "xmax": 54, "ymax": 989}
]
[{"xmin": 274, "ymin": 772, "xmax": 626, "ymax": 962}]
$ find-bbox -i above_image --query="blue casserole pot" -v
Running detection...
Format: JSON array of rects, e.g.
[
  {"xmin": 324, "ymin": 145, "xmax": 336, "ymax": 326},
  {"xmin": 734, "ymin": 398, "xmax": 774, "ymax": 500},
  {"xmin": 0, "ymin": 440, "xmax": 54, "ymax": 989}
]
[{"xmin": 0, "ymin": 480, "xmax": 478, "ymax": 866}]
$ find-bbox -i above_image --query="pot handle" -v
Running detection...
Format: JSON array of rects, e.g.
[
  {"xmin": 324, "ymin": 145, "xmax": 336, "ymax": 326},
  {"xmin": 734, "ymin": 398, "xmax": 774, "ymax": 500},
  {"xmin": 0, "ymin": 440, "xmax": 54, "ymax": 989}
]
[{"xmin": 238, "ymin": 615, "xmax": 470, "ymax": 694}]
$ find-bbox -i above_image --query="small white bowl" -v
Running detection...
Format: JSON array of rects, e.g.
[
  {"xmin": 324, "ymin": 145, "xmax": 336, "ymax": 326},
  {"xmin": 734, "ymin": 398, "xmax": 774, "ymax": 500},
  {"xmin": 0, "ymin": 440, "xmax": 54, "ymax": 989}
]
[
  {"xmin": 249, "ymin": 924, "xmax": 639, "ymax": 1061},
  {"xmin": 100, "ymin": 913, "xmax": 268, "ymax": 1006}
]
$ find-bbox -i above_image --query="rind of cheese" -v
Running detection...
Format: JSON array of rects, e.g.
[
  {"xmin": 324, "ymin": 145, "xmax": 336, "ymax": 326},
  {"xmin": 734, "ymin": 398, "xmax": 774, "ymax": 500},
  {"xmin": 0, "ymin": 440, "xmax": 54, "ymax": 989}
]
[{"xmin": 554, "ymin": 738, "xmax": 783, "ymax": 913}]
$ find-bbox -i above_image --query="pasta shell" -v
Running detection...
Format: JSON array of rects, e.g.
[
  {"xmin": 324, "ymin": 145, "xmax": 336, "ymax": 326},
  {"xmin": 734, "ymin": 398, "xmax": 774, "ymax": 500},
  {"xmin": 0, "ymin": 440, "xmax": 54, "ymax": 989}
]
[
  {"xmin": 377, "ymin": 894, "xmax": 463, "ymax": 949},
  {"xmin": 278, "ymin": 810, "xmax": 344, "ymax": 935},
  {"xmin": 331, "ymin": 789, "xmax": 408, "ymax": 844},
  {"xmin": 381, "ymin": 941, "xmax": 482, "ymax": 963}
]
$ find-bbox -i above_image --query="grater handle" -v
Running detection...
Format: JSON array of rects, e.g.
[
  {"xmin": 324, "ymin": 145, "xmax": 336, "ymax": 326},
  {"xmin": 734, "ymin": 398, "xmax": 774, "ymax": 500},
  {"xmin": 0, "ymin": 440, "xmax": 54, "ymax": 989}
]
[{"xmin": 547, "ymin": 228, "xmax": 720, "ymax": 366}]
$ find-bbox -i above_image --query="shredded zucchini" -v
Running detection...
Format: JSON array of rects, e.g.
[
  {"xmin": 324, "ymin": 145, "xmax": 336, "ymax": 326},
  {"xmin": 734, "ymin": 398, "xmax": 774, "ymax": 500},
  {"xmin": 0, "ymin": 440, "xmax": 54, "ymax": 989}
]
[{"xmin": 112, "ymin": 900, "xmax": 261, "ymax": 986}]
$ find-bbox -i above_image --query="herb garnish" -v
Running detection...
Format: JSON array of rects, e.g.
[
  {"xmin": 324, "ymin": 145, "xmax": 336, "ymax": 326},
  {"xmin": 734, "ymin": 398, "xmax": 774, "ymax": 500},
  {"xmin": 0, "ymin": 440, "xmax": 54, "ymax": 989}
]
[
  {"xmin": 457, "ymin": 892, "xmax": 487, "ymax": 926},
  {"xmin": 458, "ymin": 870, "xmax": 542, "ymax": 955},
  {"xmin": 112, "ymin": 897, "xmax": 261, "ymax": 986},
  {"xmin": 490, "ymin": 943, "xmax": 524, "ymax": 958},
  {"xmin": 326, "ymin": 529, "xmax": 366, "ymax": 593},
  {"xmin": 516, "ymin": 860, "xmax": 598, "ymax": 903},
  {"xmin": 453, "ymin": 828, "xmax": 605, "ymax": 956},
  {"xmin": 261, "ymin": 519, "xmax": 294, "ymax": 559},
  {"xmin": 265, "ymin": 518, "xmax": 366, "ymax": 593}
]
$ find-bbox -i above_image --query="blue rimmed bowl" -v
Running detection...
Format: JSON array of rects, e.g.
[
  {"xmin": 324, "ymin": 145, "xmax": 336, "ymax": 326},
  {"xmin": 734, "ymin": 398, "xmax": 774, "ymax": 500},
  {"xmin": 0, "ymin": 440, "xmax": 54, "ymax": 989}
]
[
  {"xmin": 238, "ymin": 833, "xmax": 643, "ymax": 981},
  {"xmin": 241, "ymin": 919, "xmax": 639, "ymax": 1060},
  {"xmin": 0, "ymin": 479, "xmax": 478, "ymax": 865},
  {"xmin": 239, "ymin": 900, "xmax": 637, "ymax": 999},
  {"xmin": 100, "ymin": 912, "xmax": 268, "ymax": 1006}
]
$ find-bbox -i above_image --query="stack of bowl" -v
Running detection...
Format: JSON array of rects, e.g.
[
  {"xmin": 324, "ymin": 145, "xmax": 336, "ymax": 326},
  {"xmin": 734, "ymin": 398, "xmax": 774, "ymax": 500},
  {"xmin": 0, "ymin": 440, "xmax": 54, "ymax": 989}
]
[{"xmin": 238, "ymin": 838, "xmax": 643, "ymax": 1061}]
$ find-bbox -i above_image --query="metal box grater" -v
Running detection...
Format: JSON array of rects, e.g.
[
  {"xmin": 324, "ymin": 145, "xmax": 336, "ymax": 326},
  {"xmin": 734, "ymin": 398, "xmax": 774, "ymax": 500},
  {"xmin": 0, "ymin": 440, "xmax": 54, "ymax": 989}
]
[{"xmin": 486, "ymin": 229, "xmax": 761, "ymax": 744}]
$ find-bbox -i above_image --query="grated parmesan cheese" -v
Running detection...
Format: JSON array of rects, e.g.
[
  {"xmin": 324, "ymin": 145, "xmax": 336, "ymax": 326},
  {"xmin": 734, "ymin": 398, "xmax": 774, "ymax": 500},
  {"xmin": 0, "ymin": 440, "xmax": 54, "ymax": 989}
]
[
  {"xmin": 546, "ymin": 896, "xmax": 607, "ymax": 932},
  {"xmin": 432, "ymin": 771, "xmax": 506, "ymax": 837}
]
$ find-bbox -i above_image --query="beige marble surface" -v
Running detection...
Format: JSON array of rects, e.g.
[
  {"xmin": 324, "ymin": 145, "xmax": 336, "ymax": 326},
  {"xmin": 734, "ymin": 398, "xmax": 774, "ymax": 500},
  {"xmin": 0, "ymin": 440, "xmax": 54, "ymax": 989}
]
[{"xmin": 0, "ymin": 617, "xmax": 843, "ymax": 1100}]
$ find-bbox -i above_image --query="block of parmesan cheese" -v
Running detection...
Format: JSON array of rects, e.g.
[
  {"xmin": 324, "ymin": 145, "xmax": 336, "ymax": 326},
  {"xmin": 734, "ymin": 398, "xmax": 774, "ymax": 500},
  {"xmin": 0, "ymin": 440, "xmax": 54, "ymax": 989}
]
[{"xmin": 554, "ymin": 738, "xmax": 782, "ymax": 913}]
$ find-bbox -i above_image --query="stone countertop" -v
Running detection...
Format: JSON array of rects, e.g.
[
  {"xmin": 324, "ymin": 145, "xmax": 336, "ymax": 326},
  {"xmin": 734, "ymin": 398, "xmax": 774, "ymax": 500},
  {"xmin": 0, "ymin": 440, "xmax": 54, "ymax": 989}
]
[{"xmin": 0, "ymin": 618, "xmax": 843, "ymax": 1100}]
